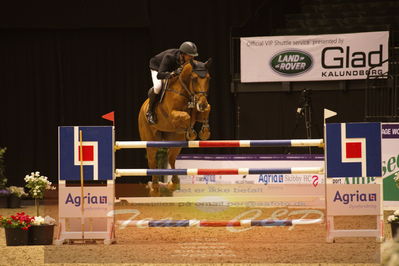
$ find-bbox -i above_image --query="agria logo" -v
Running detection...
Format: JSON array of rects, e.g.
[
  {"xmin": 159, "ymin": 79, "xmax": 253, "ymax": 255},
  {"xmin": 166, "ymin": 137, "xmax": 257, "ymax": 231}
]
[{"xmin": 270, "ymin": 50, "xmax": 313, "ymax": 75}]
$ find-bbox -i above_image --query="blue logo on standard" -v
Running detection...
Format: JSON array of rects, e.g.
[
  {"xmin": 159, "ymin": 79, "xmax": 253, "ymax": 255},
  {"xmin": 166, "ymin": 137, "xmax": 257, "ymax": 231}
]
[{"xmin": 326, "ymin": 123, "xmax": 381, "ymax": 178}]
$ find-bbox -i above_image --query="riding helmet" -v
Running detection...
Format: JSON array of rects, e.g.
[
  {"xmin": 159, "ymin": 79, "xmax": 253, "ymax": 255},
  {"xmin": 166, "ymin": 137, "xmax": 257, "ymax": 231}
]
[{"xmin": 179, "ymin": 41, "xmax": 199, "ymax": 57}]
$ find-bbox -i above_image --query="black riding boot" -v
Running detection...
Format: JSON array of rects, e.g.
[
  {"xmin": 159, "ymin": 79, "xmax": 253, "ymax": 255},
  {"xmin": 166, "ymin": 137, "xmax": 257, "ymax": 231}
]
[{"xmin": 146, "ymin": 87, "xmax": 159, "ymax": 124}]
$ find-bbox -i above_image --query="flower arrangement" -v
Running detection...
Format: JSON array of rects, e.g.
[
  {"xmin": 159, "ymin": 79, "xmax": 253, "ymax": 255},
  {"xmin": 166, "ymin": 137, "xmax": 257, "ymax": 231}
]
[
  {"xmin": 24, "ymin": 171, "xmax": 56, "ymax": 216},
  {"xmin": 31, "ymin": 216, "xmax": 56, "ymax": 226},
  {"xmin": 0, "ymin": 188, "xmax": 10, "ymax": 197},
  {"xmin": 7, "ymin": 186, "xmax": 28, "ymax": 198},
  {"xmin": 0, "ymin": 212, "xmax": 33, "ymax": 230},
  {"xmin": 388, "ymin": 210, "xmax": 399, "ymax": 224},
  {"xmin": 24, "ymin": 171, "xmax": 55, "ymax": 199}
]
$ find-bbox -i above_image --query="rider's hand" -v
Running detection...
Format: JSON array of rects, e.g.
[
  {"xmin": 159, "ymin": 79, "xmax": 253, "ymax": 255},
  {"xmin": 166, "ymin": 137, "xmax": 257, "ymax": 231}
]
[{"xmin": 174, "ymin": 67, "xmax": 182, "ymax": 75}]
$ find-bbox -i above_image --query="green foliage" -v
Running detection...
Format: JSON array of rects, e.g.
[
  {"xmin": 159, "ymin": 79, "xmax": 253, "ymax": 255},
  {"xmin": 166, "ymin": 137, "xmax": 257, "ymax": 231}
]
[{"xmin": 0, "ymin": 147, "xmax": 7, "ymax": 189}]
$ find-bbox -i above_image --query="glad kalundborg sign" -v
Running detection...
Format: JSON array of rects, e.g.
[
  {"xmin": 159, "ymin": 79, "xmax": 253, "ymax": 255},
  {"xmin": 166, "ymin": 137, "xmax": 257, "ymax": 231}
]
[{"xmin": 240, "ymin": 31, "xmax": 389, "ymax": 82}]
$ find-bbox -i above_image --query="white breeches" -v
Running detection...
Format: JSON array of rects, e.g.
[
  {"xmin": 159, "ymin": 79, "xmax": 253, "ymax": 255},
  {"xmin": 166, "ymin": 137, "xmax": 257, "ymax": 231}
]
[{"xmin": 151, "ymin": 69, "xmax": 162, "ymax": 94}]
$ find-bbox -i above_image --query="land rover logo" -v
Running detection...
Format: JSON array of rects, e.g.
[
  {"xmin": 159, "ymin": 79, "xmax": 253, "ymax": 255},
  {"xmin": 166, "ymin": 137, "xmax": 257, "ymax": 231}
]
[{"xmin": 270, "ymin": 50, "xmax": 313, "ymax": 75}]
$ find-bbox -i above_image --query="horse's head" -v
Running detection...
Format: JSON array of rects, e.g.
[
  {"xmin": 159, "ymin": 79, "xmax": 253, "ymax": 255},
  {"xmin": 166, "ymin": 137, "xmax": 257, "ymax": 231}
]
[{"xmin": 179, "ymin": 58, "xmax": 212, "ymax": 112}]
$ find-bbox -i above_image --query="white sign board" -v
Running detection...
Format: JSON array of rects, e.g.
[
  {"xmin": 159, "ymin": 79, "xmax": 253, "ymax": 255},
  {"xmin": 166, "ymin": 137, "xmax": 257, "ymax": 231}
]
[{"xmin": 240, "ymin": 31, "xmax": 389, "ymax": 82}]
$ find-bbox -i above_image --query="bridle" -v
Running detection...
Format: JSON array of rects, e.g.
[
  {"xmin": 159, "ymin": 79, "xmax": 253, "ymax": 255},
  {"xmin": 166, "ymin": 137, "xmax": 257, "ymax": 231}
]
[{"xmin": 166, "ymin": 66, "xmax": 209, "ymax": 110}]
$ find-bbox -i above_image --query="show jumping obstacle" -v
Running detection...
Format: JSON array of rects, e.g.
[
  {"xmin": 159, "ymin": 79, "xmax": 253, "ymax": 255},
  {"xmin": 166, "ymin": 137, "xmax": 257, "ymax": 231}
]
[
  {"xmin": 117, "ymin": 219, "xmax": 323, "ymax": 227},
  {"xmin": 58, "ymin": 122, "xmax": 384, "ymax": 244},
  {"xmin": 114, "ymin": 167, "xmax": 324, "ymax": 177},
  {"xmin": 115, "ymin": 139, "xmax": 324, "ymax": 149}
]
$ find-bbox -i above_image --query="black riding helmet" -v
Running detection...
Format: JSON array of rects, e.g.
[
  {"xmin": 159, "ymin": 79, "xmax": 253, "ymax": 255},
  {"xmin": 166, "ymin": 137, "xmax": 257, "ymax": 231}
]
[{"xmin": 179, "ymin": 41, "xmax": 199, "ymax": 57}]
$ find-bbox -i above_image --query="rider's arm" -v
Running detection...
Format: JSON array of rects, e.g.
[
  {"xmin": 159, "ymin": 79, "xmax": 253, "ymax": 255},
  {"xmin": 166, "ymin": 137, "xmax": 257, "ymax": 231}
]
[{"xmin": 157, "ymin": 54, "xmax": 176, "ymax": 79}]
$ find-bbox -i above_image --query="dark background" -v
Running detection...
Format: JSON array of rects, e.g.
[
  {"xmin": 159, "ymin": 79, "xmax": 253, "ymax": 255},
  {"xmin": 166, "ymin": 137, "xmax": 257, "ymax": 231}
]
[{"xmin": 0, "ymin": 0, "xmax": 387, "ymax": 186}]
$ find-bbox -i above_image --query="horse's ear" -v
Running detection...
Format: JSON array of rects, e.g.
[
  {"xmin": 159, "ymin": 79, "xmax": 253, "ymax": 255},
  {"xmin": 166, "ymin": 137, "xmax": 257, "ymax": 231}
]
[
  {"xmin": 205, "ymin": 58, "xmax": 212, "ymax": 69},
  {"xmin": 180, "ymin": 62, "xmax": 193, "ymax": 84}
]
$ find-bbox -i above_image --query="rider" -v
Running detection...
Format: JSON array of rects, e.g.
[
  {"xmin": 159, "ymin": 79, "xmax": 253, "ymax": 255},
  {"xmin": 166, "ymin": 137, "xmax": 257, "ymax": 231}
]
[{"xmin": 146, "ymin": 41, "xmax": 199, "ymax": 124}]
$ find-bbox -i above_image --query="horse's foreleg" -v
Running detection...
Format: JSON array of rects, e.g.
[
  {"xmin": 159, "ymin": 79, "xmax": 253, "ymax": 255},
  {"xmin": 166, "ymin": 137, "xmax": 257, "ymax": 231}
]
[
  {"xmin": 197, "ymin": 104, "xmax": 211, "ymax": 140},
  {"xmin": 166, "ymin": 147, "xmax": 182, "ymax": 192},
  {"xmin": 146, "ymin": 147, "xmax": 161, "ymax": 197}
]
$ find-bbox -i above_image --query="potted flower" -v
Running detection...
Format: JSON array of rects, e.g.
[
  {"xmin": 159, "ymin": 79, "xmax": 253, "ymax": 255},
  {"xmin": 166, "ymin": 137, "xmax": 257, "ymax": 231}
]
[
  {"xmin": 0, "ymin": 188, "xmax": 10, "ymax": 208},
  {"xmin": 388, "ymin": 210, "xmax": 399, "ymax": 238},
  {"xmin": 29, "ymin": 215, "xmax": 56, "ymax": 245},
  {"xmin": 7, "ymin": 186, "xmax": 28, "ymax": 208},
  {"xmin": 0, "ymin": 212, "xmax": 33, "ymax": 245},
  {"xmin": 24, "ymin": 171, "xmax": 56, "ymax": 216}
]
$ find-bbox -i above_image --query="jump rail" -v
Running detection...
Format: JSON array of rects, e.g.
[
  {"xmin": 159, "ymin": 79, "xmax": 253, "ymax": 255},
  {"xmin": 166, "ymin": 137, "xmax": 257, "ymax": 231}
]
[
  {"xmin": 117, "ymin": 219, "xmax": 323, "ymax": 227},
  {"xmin": 115, "ymin": 139, "xmax": 324, "ymax": 149},
  {"xmin": 115, "ymin": 167, "xmax": 324, "ymax": 177}
]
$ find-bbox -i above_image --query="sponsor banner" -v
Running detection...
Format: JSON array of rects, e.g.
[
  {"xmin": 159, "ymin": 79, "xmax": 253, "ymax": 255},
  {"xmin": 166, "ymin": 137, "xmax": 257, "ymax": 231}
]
[
  {"xmin": 240, "ymin": 31, "xmax": 389, "ymax": 82},
  {"xmin": 175, "ymin": 154, "xmax": 325, "ymax": 208},
  {"xmin": 381, "ymin": 123, "xmax": 399, "ymax": 207},
  {"xmin": 326, "ymin": 184, "xmax": 380, "ymax": 215},
  {"xmin": 58, "ymin": 185, "xmax": 114, "ymax": 217},
  {"xmin": 175, "ymin": 154, "xmax": 324, "ymax": 185}
]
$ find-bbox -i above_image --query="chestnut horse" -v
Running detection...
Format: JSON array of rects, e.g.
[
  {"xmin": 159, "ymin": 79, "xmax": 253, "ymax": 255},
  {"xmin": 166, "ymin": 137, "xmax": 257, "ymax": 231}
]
[{"xmin": 138, "ymin": 59, "xmax": 212, "ymax": 196}]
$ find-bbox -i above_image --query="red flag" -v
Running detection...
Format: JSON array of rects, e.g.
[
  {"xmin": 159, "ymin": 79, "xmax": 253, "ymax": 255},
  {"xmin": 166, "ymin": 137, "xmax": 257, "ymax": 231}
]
[{"xmin": 102, "ymin": 111, "xmax": 114, "ymax": 122}]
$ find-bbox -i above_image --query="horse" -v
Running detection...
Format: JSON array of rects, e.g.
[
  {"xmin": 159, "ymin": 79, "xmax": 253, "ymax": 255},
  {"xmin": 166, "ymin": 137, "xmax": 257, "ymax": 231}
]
[{"xmin": 138, "ymin": 59, "xmax": 212, "ymax": 196}]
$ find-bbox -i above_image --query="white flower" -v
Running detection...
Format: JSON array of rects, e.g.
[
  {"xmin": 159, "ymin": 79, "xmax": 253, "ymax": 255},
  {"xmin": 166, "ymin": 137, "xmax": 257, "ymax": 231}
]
[
  {"xmin": 388, "ymin": 215, "xmax": 396, "ymax": 222},
  {"xmin": 44, "ymin": 216, "xmax": 56, "ymax": 225},
  {"xmin": 32, "ymin": 216, "xmax": 45, "ymax": 225},
  {"xmin": 394, "ymin": 210, "xmax": 399, "ymax": 216},
  {"xmin": 35, "ymin": 171, "xmax": 40, "ymax": 176}
]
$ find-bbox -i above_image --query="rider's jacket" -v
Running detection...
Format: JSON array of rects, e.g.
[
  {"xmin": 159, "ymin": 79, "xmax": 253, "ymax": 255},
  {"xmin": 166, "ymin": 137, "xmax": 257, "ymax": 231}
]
[{"xmin": 149, "ymin": 49, "xmax": 182, "ymax": 79}]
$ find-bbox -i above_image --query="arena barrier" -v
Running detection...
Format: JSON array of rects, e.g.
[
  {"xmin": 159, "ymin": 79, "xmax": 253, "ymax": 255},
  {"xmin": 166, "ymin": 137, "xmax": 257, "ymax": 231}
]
[{"xmin": 57, "ymin": 122, "xmax": 384, "ymax": 244}]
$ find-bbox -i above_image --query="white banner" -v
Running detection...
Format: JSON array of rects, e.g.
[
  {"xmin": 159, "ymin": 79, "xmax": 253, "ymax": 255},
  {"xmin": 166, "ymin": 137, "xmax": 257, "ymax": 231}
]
[{"xmin": 240, "ymin": 31, "xmax": 389, "ymax": 82}]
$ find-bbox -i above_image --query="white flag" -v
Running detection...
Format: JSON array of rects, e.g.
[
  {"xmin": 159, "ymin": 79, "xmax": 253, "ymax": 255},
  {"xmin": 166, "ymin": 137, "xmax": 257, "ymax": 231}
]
[{"xmin": 324, "ymin": 109, "xmax": 337, "ymax": 120}]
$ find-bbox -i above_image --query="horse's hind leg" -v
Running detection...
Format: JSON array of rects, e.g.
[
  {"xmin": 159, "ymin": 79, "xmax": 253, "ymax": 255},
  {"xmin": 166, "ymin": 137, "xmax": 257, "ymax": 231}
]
[
  {"xmin": 146, "ymin": 147, "xmax": 161, "ymax": 197},
  {"xmin": 167, "ymin": 147, "xmax": 182, "ymax": 192}
]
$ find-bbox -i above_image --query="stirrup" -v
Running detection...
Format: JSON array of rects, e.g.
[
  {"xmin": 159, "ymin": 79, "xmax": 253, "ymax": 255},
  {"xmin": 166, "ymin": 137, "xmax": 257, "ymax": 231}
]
[{"xmin": 146, "ymin": 111, "xmax": 157, "ymax": 125}]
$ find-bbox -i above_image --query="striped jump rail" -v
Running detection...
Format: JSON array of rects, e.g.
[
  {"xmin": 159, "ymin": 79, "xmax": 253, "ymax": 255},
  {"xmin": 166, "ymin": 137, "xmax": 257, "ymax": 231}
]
[
  {"xmin": 115, "ymin": 167, "xmax": 324, "ymax": 177},
  {"xmin": 114, "ymin": 139, "xmax": 324, "ymax": 149},
  {"xmin": 117, "ymin": 219, "xmax": 323, "ymax": 227}
]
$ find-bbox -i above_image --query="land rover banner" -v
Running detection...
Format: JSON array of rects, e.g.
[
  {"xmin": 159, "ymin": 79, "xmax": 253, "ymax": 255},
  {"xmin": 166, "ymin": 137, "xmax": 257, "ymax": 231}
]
[{"xmin": 240, "ymin": 31, "xmax": 389, "ymax": 82}]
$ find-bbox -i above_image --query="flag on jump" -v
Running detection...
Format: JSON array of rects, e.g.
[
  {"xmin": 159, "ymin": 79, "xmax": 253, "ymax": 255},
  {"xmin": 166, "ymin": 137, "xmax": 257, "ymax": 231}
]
[
  {"xmin": 324, "ymin": 109, "xmax": 337, "ymax": 120},
  {"xmin": 102, "ymin": 111, "xmax": 115, "ymax": 122}
]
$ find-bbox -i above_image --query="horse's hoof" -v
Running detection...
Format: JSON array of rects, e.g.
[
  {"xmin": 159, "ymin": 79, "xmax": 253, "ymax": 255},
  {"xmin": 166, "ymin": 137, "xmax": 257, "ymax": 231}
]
[
  {"xmin": 186, "ymin": 128, "xmax": 197, "ymax": 140},
  {"xmin": 199, "ymin": 128, "xmax": 211, "ymax": 140},
  {"xmin": 147, "ymin": 182, "xmax": 161, "ymax": 197},
  {"xmin": 167, "ymin": 182, "xmax": 180, "ymax": 192}
]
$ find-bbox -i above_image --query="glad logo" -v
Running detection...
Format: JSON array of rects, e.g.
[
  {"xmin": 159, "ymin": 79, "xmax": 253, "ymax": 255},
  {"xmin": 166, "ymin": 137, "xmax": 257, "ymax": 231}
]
[{"xmin": 270, "ymin": 50, "xmax": 313, "ymax": 75}]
